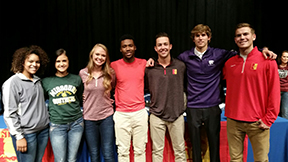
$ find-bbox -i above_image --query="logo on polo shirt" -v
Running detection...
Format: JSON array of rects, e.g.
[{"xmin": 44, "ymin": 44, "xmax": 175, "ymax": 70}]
[
  {"xmin": 172, "ymin": 69, "xmax": 177, "ymax": 75},
  {"xmin": 251, "ymin": 63, "xmax": 258, "ymax": 70},
  {"xmin": 208, "ymin": 60, "xmax": 214, "ymax": 66}
]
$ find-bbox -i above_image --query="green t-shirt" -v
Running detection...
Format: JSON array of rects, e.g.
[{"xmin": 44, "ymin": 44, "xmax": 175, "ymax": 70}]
[{"xmin": 42, "ymin": 73, "xmax": 83, "ymax": 124}]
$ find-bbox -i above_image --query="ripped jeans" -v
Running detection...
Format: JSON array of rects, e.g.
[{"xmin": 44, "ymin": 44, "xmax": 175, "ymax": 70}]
[{"xmin": 49, "ymin": 117, "xmax": 84, "ymax": 162}]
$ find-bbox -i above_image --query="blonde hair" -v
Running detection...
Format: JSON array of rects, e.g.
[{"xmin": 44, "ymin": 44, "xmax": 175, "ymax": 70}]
[
  {"xmin": 86, "ymin": 44, "xmax": 113, "ymax": 95},
  {"xmin": 191, "ymin": 24, "xmax": 212, "ymax": 43}
]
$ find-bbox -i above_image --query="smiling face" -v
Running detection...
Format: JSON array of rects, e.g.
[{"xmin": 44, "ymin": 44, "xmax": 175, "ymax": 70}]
[
  {"xmin": 120, "ymin": 39, "xmax": 136, "ymax": 62},
  {"xmin": 154, "ymin": 36, "xmax": 172, "ymax": 59},
  {"xmin": 55, "ymin": 54, "xmax": 69, "ymax": 74},
  {"xmin": 193, "ymin": 32, "xmax": 211, "ymax": 51},
  {"xmin": 281, "ymin": 52, "xmax": 288, "ymax": 65},
  {"xmin": 234, "ymin": 27, "xmax": 256, "ymax": 51},
  {"xmin": 22, "ymin": 53, "xmax": 40, "ymax": 78},
  {"xmin": 92, "ymin": 46, "xmax": 107, "ymax": 67}
]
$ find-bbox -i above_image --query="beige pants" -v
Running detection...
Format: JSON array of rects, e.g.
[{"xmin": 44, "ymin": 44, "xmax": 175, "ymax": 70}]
[
  {"xmin": 114, "ymin": 109, "xmax": 148, "ymax": 162},
  {"xmin": 227, "ymin": 118, "xmax": 270, "ymax": 162},
  {"xmin": 150, "ymin": 114, "xmax": 187, "ymax": 162}
]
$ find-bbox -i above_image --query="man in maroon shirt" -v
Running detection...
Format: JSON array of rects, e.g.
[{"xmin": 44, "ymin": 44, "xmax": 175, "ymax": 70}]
[{"xmin": 145, "ymin": 32, "xmax": 186, "ymax": 162}]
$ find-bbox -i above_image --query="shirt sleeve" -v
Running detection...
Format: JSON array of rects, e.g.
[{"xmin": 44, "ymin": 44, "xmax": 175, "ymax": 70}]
[
  {"xmin": 177, "ymin": 52, "xmax": 185, "ymax": 62},
  {"xmin": 77, "ymin": 76, "xmax": 84, "ymax": 107},
  {"xmin": 2, "ymin": 80, "xmax": 24, "ymax": 140},
  {"xmin": 110, "ymin": 68, "xmax": 116, "ymax": 89},
  {"xmin": 261, "ymin": 60, "xmax": 281, "ymax": 127},
  {"xmin": 41, "ymin": 78, "xmax": 49, "ymax": 100},
  {"xmin": 79, "ymin": 69, "xmax": 86, "ymax": 83},
  {"xmin": 221, "ymin": 49, "xmax": 237, "ymax": 63},
  {"xmin": 222, "ymin": 62, "xmax": 227, "ymax": 80},
  {"xmin": 144, "ymin": 68, "xmax": 150, "ymax": 94}
]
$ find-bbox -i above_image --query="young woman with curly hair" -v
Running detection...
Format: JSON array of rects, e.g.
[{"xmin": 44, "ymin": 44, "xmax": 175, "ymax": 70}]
[
  {"xmin": 10, "ymin": 45, "xmax": 49, "ymax": 76},
  {"xmin": 2, "ymin": 45, "xmax": 50, "ymax": 162},
  {"xmin": 79, "ymin": 44, "xmax": 116, "ymax": 162}
]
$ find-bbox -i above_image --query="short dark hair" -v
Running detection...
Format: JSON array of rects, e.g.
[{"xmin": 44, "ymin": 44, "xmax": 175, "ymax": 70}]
[
  {"xmin": 56, "ymin": 48, "xmax": 66, "ymax": 57},
  {"xmin": 119, "ymin": 34, "xmax": 135, "ymax": 46},
  {"xmin": 155, "ymin": 32, "xmax": 171, "ymax": 44},
  {"xmin": 53, "ymin": 48, "xmax": 68, "ymax": 64},
  {"xmin": 235, "ymin": 23, "xmax": 255, "ymax": 35}
]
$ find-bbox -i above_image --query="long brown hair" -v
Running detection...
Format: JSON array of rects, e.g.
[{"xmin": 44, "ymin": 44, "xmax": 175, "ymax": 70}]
[
  {"xmin": 86, "ymin": 44, "xmax": 113, "ymax": 95},
  {"xmin": 278, "ymin": 50, "xmax": 288, "ymax": 65}
]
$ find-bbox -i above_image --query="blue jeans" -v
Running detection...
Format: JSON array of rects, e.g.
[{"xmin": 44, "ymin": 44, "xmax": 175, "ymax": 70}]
[
  {"xmin": 84, "ymin": 115, "xmax": 116, "ymax": 162},
  {"xmin": 11, "ymin": 127, "xmax": 49, "ymax": 162},
  {"xmin": 280, "ymin": 92, "xmax": 288, "ymax": 119},
  {"xmin": 49, "ymin": 117, "xmax": 84, "ymax": 162}
]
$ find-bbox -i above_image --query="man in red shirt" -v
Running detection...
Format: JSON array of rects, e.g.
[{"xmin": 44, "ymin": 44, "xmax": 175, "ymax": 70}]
[
  {"xmin": 111, "ymin": 34, "xmax": 148, "ymax": 162},
  {"xmin": 223, "ymin": 23, "xmax": 280, "ymax": 161}
]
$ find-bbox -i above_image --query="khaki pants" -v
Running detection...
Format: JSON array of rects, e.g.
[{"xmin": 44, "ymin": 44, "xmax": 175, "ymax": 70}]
[
  {"xmin": 227, "ymin": 118, "xmax": 270, "ymax": 162},
  {"xmin": 150, "ymin": 114, "xmax": 187, "ymax": 162},
  {"xmin": 114, "ymin": 109, "xmax": 148, "ymax": 162}
]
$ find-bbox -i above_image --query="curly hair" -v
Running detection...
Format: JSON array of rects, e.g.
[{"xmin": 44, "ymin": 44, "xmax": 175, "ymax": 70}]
[{"xmin": 11, "ymin": 45, "xmax": 49, "ymax": 75}]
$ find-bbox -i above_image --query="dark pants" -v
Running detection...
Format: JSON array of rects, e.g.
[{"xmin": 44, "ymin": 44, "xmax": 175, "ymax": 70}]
[
  {"xmin": 186, "ymin": 106, "xmax": 221, "ymax": 162},
  {"xmin": 84, "ymin": 115, "xmax": 116, "ymax": 162}
]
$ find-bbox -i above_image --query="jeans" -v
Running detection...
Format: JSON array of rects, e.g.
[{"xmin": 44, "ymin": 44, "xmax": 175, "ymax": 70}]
[
  {"xmin": 49, "ymin": 117, "xmax": 84, "ymax": 162},
  {"xmin": 84, "ymin": 115, "xmax": 115, "ymax": 162},
  {"xmin": 11, "ymin": 127, "xmax": 49, "ymax": 162},
  {"xmin": 280, "ymin": 92, "xmax": 288, "ymax": 119}
]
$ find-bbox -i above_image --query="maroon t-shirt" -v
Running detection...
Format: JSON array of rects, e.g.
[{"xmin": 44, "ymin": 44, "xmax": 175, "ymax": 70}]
[{"xmin": 278, "ymin": 66, "xmax": 288, "ymax": 92}]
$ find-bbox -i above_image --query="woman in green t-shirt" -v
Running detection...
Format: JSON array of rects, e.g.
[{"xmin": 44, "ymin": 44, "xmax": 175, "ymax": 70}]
[{"xmin": 42, "ymin": 49, "xmax": 84, "ymax": 162}]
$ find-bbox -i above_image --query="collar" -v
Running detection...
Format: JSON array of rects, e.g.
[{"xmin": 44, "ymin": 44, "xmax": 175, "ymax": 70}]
[
  {"xmin": 194, "ymin": 48, "xmax": 207, "ymax": 60},
  {"xmin": 122, "ymin": 57, "xmax": 137, "ymax": 64},
  {"xmin": 84, "ymin": 70, "xmax": 103, "ymax": 79},
  {"xmin": 237, "ymin": 46, "xmax": 258, "ymax": 58},
  {"xmin": 155, "ymin": 57, "xmax": 174, "ymax": 67},
  {"xmin": 189, "ymin": 46, "xmax": 211, "ymax": 58},
  {"xmin": 239, "ymin": 53, "xmax": 248, "ymax": 61},
  {"xmin": 16, "ymin": 73, "xmax": 40, "ymax": 83}
]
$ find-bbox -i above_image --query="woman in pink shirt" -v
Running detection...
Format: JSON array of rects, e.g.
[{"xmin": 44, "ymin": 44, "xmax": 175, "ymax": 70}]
[{"xmin": 79, "ymin": 44, "xmax": 116, "ymax": 162}]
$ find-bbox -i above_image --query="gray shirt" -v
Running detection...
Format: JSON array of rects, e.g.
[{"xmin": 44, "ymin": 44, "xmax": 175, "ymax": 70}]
[{"xmin": 2, "ymin": 73, "xmax": 49, "ymax": 140}]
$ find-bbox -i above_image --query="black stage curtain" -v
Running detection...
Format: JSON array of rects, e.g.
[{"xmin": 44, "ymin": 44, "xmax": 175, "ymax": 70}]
[{"xmin": 0, "ymin": 0, "xmax": 287, "ymax": 83}]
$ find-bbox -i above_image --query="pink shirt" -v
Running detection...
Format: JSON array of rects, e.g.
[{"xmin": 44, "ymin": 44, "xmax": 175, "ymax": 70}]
[
  {"xmin": 79, "ymin": 68, "xmax": 115, "ymax": 121},
  {"xmin": 111, "ymin": 58, "xmax": 146, "ymax": 112}
]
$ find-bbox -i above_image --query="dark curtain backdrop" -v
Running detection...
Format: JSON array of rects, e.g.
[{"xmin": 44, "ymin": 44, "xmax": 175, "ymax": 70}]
[{"xmin": 1, "ymin": 0, "xmax": 287, "ymax": 84}]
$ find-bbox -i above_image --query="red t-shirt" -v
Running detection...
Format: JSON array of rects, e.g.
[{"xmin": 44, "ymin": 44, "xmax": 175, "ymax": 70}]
[{"xmin": 111, "ymin": 58, "xmax": 146, "ymax": 112}]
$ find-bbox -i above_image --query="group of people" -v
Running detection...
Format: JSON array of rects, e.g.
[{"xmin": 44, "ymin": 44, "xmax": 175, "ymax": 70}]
[{"xmin": 2, "ymin": 22, "xmax": 281, "ymax": 162}]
